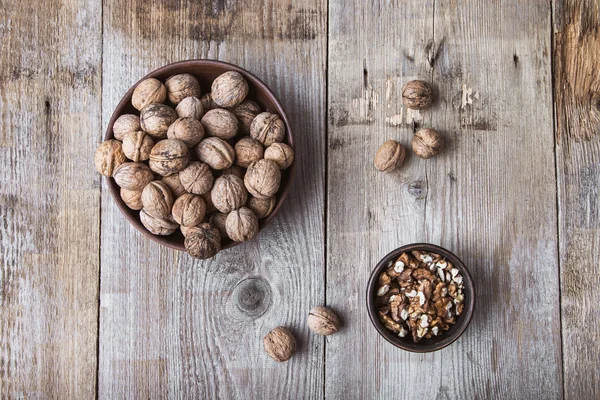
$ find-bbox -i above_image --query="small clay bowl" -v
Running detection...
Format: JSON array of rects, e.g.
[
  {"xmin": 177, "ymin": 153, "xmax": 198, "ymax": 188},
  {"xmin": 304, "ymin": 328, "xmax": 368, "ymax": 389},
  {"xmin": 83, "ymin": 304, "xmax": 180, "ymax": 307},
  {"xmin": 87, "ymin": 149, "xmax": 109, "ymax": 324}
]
[
  {"xmin": 104, "ymin": 60, "xmax": 295, "ymax": 251},
  {"xmin": 366, "ymin": 243, "xmax": 475, "ymax": 352}
]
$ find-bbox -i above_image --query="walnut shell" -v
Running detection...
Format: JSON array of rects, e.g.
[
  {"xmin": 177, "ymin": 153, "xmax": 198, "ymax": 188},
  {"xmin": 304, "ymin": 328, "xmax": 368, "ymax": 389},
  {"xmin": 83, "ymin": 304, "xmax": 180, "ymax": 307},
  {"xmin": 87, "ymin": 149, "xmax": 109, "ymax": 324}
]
[
  {"xmin": 402, "ymin": 80, "xmax": 433, "ymax": 110},
  {"xmin": 195, "ymin": 137, "xmax": 235, "ymax": 170},
  {"xmin": 234, "ymin": 137, "xmax": 264, "ymax": 168},
  {"xmin": 176, "ymin": 96, "xmax": 204, "ymax": 120},
  {"xmin": 141, "ymin": 181, "xmax": 174, "ymax": 219},
  {"xmin": 113, "ymin": 162, "xmax": 154, "ymax": 191},
  {"xmin": 263, "ymin": 327, "xmax": 295, "ymax": 362},
  {"xmin": 201, "ymin": 108, "xmax": 239, "ymax": 140},
  {"xmin": 140, "ymin": 103, "xmax": 177, "ymax": 139},
  {"xmin": 165, "ymin": 74, "xmax": 201, "ymax": 104},
  {"xmin": 161, "ymin": 173, "xmax": 187, "ymax": 198},
  {"xmin": 180, "ymin": 225, "xmax": 202, "ymax": 237},
  {"xmin": 220, "ymin": 164, "xmax": 244, "ymax": 179},
  {"xmin": 140, "ymin": 208, "xmax": 178, "ymax": 236},
  {"xmin": 132, "ymin": 78, "xmax": 167, "ymax": 111},
  {"xmin": 172, "ymin": 193, "xmax": 206, "ymax": 227},
  {"xmin": 122, "ymin": 131, "xmax": 154, "ymax": 162},
  {"xmin": 264, "ymin": 143, "xmax": 294, "ymax": 170},
  {"xmin": 211, "ymin": 71, "xmax": 249, "ymax": 108},
  {"xmin": 374, "ymin": 140, "xmax": 406, "ymax": 172},
  {"xmin": 149, "ymin": 139, "xmax": 190, "ymax": 176},
  {"xmin": 120, "ymin": 188, "xmax": 143, "ymax": 210},
  {"xmin": 209, "ymin": 212, "xmax": 228, "ymax": 239},
  {"xmin": 113, "ymin": 114, "xmax": 141, "ymax": 141},
  {"xmin": 244, "ymin": 159, "xmax": 281, "ymax": 199},
  {"xmin": 201, "ymin": 190, "xmax": 216, "ymax": 214},
  {"xmin": 225, "ymin": 207, "xmax": 259, "ymax": 242},
  {"xmin": 200, "ymin": 92, "xmax": 218, "ymax": 112},
  {"xmin": 95, "ymin": 139, "xmax": 126, "ymax": 177},
  {"xmin": 211, "ymin": 174, "xmax": 248, "ymax": 213},
  {"xmin": 179, "ymin": 161, "xmax": 214, "ymax": 195},
  {"xmin": 250, "ymin": 112, "xmax": 285, "ymax": 146},
  {"xmin": 167, "ymin": 117, "xmax": 205, "ymax": 147},
  {"xmin": 412, "ymin": 128, "xmax": 443, "ymax": 159},
  {"xmin": 185, "ymin": 222, "xmax": 221, "ymax": 259},
  {"xmin": 231, "ymin": 100, "xmax": 260, "ymax": 134},
  {"xmin": 307, "ymin": 306, "xmax": 340, "ymax": 336},
  {"xmin": 247, "ymin": 196, "xmax": 276, "ymax": 219}
]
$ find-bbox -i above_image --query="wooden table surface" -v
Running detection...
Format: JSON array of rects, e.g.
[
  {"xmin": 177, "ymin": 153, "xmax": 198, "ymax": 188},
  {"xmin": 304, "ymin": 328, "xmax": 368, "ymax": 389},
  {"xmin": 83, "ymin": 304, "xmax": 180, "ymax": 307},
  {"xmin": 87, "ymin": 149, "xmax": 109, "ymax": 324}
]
[{"xmin": 1, "ymin": 0, "xmax": 599, "ymax": 398}]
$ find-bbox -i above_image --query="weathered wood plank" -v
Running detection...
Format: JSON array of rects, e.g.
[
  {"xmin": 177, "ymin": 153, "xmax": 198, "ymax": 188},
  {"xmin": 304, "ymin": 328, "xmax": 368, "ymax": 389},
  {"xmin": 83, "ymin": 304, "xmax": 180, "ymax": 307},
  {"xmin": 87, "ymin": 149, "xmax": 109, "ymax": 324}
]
[
  {"xmin": 0, "ymin": 0, "xmax": 102, "ymax": 397},
  {"xmin": 98, "ymin": 1, "xmax": 326, "ymax": 398},
  {"xmin": 327, "ymin": 1, "xmax": 562, "ymax": 398},
  {"xmin": 554, "ymin": 1, "xmax": 600, "ymax": 398}
]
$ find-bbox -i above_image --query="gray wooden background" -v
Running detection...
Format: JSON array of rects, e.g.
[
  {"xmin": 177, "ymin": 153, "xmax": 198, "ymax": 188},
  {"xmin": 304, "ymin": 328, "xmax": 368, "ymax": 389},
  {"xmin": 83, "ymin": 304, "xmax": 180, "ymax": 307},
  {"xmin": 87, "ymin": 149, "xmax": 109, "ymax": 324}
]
[{"xmin": 0, "ymin": 0, "xmax": 598, "ymax": 398}]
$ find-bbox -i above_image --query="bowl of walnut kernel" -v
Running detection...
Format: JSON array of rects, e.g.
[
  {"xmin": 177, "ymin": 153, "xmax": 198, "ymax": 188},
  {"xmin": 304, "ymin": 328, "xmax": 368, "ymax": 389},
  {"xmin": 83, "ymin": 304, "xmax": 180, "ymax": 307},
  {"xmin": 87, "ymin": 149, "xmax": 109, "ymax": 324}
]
[
  {"xmin": 367, "ymin": 243, "xmax": 474, "ymax": 352},
  {"xmin": 95, "ymin": 60, "xmax": 295, "ymax": 259}
]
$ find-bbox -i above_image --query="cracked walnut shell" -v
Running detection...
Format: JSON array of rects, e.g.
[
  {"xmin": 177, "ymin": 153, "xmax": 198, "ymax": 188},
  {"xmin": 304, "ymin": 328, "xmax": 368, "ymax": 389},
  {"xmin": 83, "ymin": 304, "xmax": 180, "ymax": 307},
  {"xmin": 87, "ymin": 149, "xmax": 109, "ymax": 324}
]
[
  {"xmin": 374, "ymin": 140, "xmax": 406, "ymax": 172},
  {"xmin": 412, "ymin": 128, "xmax": 443, "ymax": 159},
  {"xmin": 149, "ymin": 139, "xmax": 190, "ymax": 176},
  {"xmin": 95, "ymin": 139, "xmax": 126, "ymax": 177},
  {"xmin": 172, "ymin": 193, "xmax": 206, "ymax": 227},
  {"xmin": 263, "ymin": 327, "xmax": 296, "ymax": 362},
  {"xmin": 211, "ymin": 71, "xmax": 249, "ymax": 108},
  {"xmin": 113, "ymin": 162, "xmax": 154, "ymax": 191},
  {"xmin": 140, "ymin": 103, "xmax": 178, "ymax": 139},
  {"xmin": 234, "ymin": 137, "xmax": 264, "ymax": 168},
  {"xmin": 307, "ymin": 306, "xmax": 340, "ymax": 336},
  {"xmin": 201, "ymin": 108, "xmax": 239, "ymax": 140},
  {"xmin": 225, "ymin": 207, "xmax": 258, "ymax": 242},
  {"xmin": 196, "ymin": 137, "xmax": 235, "ymax": 170},
  {"xmin": 122, "ymin": 131, "xmax": 154, "ymax": 162},
  {"xmin": 167, "ymin": 117, "xmax": 205, "ymax": 147},
  {"xmin": 402, "ymin": 80, "xmax": 433, "ymax": 110},
  {"xmin": 244, "ymin": 159, "xmax": 281, "ymax": 199},
  {"xmin": 185, "ymin": 222, "xmax": 221, "ymax": 259},
  {"xmin": 250, "ymin": 112, "xmax": 285, "ymax": 146},
  {"xmin": 264, "ymin": 142, "xmax": 294, "ymax": 170},
  {"xmin": 179, "ymin": 161, "xmax": 214, "ymax": 195},
  {"xmin": 165, "ymin": 74, "xmax": 201, "ymax": 104},
  {"xmin": 132, "ymin": 78, "xmax": 167, "ymax": 111},
  {"xmin": 141, "ymin": 181, "xmax": 174, "ymax": 219},
  {"xmin": 211, "ymin": 174, "xmax": 248, "ymax": 213}
]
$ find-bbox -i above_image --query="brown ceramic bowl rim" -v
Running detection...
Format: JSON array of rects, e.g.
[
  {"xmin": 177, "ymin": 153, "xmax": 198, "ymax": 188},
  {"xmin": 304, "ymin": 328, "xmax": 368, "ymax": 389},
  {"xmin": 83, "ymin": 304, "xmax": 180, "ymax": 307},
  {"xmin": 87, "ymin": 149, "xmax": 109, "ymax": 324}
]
[
  {"xmin": 366, "ymin": 243, "xmax": 475, "ymax": 352},
  {"xmin": 104, "ymin": 59, "xmax": 295, "ymax": 251}
]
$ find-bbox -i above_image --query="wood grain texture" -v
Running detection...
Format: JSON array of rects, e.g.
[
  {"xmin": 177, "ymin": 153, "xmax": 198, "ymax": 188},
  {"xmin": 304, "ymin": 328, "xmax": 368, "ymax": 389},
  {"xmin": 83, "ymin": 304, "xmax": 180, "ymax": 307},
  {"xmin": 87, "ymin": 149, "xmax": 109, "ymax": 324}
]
[
  {"xmin": 327, "ymin": 1, "xmax": 562, "ymax": 398},
  {"xmin": 554, "ymin": 1, "xmax": 600, "ymax": 398},
  {"xmin": 98, "ymin": 0, "xmax": 326, "ymax": 398},
  {"xmin": 0, "ymin": 0, "xmax": 102, "ymax": 397}
]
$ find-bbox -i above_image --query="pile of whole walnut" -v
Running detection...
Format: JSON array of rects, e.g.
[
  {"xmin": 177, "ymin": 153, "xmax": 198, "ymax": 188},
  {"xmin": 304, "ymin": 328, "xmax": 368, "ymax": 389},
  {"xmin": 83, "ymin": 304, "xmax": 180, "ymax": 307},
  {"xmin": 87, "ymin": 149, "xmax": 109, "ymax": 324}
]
[
  {"xmin": 376, "ymin": 250, "xmax": 465, "ymax": 343},
  {"xmin": 94, "ymin": 71, "xmax": 294, "ymax": 259}
]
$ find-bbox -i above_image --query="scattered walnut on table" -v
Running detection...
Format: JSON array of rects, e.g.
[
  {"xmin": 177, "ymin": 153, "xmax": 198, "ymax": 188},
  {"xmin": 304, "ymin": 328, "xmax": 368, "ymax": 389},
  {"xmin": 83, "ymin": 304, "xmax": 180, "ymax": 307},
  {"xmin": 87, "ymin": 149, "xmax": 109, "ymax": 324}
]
[{"xmin": 375, "ymin": 250, "xmax": 465, "ymax": 343}]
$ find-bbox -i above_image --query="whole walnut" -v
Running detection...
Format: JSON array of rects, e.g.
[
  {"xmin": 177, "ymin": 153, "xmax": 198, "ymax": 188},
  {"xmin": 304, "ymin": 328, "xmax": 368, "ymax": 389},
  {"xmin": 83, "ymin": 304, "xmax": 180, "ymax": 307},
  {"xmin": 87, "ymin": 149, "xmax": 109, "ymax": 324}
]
[
  {"xmin": 374, "ymin": 140, "xmax": 406, "ymax": 172},
  {"xmin": 226, "ymin": 207, "xmax": 259, "ymax": 242},
  {"xmin": 209, "ymin": 212, "xmax": 228, "ymax": 239},
  {"xmin": 250, "ymin": 112, "xmax": 285, "ymax": 146},
  {"xmin": 120, "ymin": 188, "xmax": 143, "ymax": 210},
  {"xmin": 221, "ymin": 164, "xmax": 244, "ymax": 179},
  {"xmin": 113, "ymin": 162, "xmax": 154, "ymax": 191},
  {"xmin": 200, "ymin": 92, "xmax": 218, "ymax": 112},
  {"xmin": 172, "ymin": 193, "xmax": 206, "ymax": 227},
  {"xmin": 122, "ymin": 131, "xmax": 154, "ymax": 162},
  {"xmin": 165, "ymin": 74, "xmax": 201, "ymax": 104},
  {"xmin": 167, "ymin": 117, "xmax": 205, "ymax": 147},
  {"xmin": 195, "ymin": 137, "xmax": 235, "ymax": 170},
  {"xmin": 201, "ymin": 190, "xmax": 216, "ymax": 214},
  {"xmin": 263, "ymin": 327, "xmax": 296, "ymax": 362},
  {"xmin": 180, "ymin": 225, "xmax": 202, "ymax": 238},
  {"xmin": 307, "ymin": 306, "xmax": 340, "ymax": 336},
  {"xmin": 264, "ymin": 143, "xmax": 294, "ymax": 170},
  {"xmin": 402, "ymin": 80, "xmax": 434, "ymax": 110},
  {"xmin": 201, "ymin": 108, "xmax": 239, "ymax": 140},
  {"xmin": 412, "ymin": 128, "xmax": 443, "ymax": 159},
  {"xmin": 141, "ymin": 181, "xmax": 174, "ymax": 219},
  {"xmin": 113, "ymin": 114, "xmax": 140, "ymax": 141},
  {"xmin": 234, "ymin": 137, "xmax": 264, "ymax": 168},
  {"xmin": 211, "ymin": 71, "xmax": 249, "ymax": 108},
  {"xmin": 140, "ymin": 103, "xmax": 177, "ymax": 139},
  {"xmin": 95, "ymin": 139, "xmax": 126, "ymax": 177},
  {"xmin": 176, "ymin": 96, "xmax": 204, "ymax": 120},
  {"xmin": 132, "ymin": 78, "xmax": 167, "ymax": 111},
  {"xmin": 244, "ymin": 159, "xmax": 281, "ymax": 199},
  {"xmin": 149, "ymin": 139, "xmax": 190, "ymax": 176},
  {"xmin": 231, "ymin": 100, "xmax": 260, "ymax": 134},
  {"xmin": 211, "ymin": 174, "xmax": 248, "ymax": 213},
  {"xmin": 179, "ymin": 161, "xmax": 214, "ymax": 195},
  {"xmin": 161, "ymin": 173, "xmax": 187, "ymax": 198},
  {"xmin": 185, "ymin": 222, "xmax": 221, "ymax": 259},
  {"xmin": 140, "ymin": 208, "xmax": 178, "ymax": 236},
  {"xmin": 247, "ymin": 196, "xmax": 276, "ymax": 219}
]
